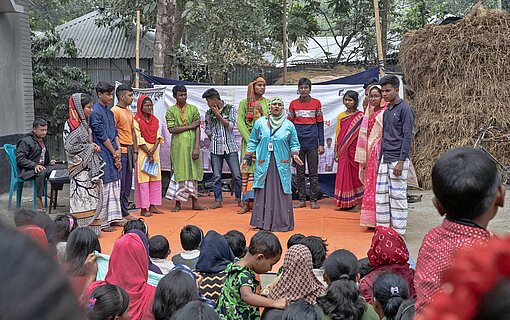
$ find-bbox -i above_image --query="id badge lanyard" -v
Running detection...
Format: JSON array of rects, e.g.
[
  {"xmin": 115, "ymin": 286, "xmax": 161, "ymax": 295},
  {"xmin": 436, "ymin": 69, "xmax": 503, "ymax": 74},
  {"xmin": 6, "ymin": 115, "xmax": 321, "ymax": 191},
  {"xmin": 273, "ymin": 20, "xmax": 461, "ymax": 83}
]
[{"xmin": 268, "ymin": 120, "xmax": 276, "ymax": 152}]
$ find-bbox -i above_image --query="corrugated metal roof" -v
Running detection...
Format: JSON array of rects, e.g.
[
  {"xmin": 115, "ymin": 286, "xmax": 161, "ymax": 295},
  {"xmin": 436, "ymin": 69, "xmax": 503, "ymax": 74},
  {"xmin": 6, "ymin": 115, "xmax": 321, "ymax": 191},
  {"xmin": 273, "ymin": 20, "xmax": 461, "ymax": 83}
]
[{"xmin": 55, "ymin": 10, "xmax": 154, "ymax": 59}]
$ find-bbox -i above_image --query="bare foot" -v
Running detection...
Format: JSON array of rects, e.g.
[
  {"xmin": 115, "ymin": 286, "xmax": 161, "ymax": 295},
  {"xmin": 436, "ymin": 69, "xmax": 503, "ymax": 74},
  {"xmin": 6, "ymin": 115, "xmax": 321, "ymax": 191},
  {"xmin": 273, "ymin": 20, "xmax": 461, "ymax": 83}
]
[
  {"xmin": 124, "ymin": 214, "xmax": 138, "ymax": 221},
  {"xmin": 149, "ymin": 205, "xmax": 164, "ymax": 214},
  {"xmin": 236, "ymin": 199, "xmax": 243, "ymax": 207},
  {"xmin": 237, "ymin": 203, "xmax": 250, "ymax": 214},
  {"xmin": 209, "ymin": 201, "xmax": 222, "ymax": 209},
  {"xmin": 140, "ymin": 209, "xmax": 153, "ymax": 217},
  {"xmin": 310, "ymin": 201, "xmax": 320, "ymax": 209},
  {"xmin": 192, "ymin": 198, "xmax": 207, "ymax": 211},
  {"xmin": 111, "ymin": 219, "xmax": 127, "ymax": 227},
  {"xmin": 347, "ymin": 204, "xmax": 361, "ymax": 212},
  {"xmin": 172, "ymin": 201, "xmax": 181, "ymax": 212},
  {"xmin": 102, "ymin": 226, "xmax": 117, "ymax": 232},
  {"xmin": 293, "ymin": 201, "xmax": 306, "ymax": 208}
]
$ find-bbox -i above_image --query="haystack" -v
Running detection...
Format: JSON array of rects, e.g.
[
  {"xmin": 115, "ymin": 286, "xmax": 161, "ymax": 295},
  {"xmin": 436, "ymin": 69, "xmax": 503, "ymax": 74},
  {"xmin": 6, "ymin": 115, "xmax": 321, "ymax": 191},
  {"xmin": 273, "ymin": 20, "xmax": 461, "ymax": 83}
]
[{"xmin": 400, "ymin": 5, "xmax": 510, "ymax": 188}]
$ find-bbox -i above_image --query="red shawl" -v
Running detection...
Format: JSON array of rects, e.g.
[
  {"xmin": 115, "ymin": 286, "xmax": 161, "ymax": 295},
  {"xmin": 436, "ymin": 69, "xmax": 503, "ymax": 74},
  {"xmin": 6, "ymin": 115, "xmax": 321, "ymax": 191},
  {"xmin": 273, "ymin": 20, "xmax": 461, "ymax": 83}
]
[
  {"xmin": 246, "ymin": 76, "xmax": 267, "ymax": 121},
  {"xmin": 83, "ymin": 233, "xmax": 156, "ymax": 320},
  {"xmin": 134, "ymin": 95, "xmax": 159, "ymax": 144}
]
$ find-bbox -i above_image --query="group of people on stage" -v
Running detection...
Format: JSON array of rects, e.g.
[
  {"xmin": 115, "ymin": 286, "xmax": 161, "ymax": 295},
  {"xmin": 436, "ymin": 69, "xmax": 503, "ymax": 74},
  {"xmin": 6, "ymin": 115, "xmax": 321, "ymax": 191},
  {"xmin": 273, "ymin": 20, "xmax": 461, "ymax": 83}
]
[{"xmin": 15, "ymin": 74, "xmax": 414, "ymax": 235}]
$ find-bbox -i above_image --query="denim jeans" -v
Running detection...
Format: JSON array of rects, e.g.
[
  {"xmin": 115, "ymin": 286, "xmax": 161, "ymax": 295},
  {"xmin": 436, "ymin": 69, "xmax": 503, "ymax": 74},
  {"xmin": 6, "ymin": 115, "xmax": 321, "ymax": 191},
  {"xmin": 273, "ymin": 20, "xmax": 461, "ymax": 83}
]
[{"xmin": 211, "ymin": 152, "xmax": 242, "ymax": 201}]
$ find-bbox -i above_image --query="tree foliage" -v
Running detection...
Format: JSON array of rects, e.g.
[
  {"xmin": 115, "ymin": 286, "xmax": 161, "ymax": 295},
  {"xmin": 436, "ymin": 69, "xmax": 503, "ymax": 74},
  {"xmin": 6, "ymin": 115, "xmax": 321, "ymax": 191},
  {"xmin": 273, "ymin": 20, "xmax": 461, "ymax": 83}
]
[{"xmin": 32, "ymin": 31, "xmax": 93, "ymax": 135}]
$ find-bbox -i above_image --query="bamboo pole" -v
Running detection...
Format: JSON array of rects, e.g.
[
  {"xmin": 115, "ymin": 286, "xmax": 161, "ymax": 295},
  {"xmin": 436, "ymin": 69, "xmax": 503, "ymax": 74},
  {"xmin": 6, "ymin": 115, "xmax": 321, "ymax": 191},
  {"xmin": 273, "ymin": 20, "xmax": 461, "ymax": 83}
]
[
  {"xmin": 282, "ymin": 0, "xmax": 288, "ymax": 84},
  {"xmin": 135, "ymin": 10, "xmax": 141, "ymax": 88},
  {"xmin": 373, "ymin": 0, "xmax": 385, "ymax": 78}
]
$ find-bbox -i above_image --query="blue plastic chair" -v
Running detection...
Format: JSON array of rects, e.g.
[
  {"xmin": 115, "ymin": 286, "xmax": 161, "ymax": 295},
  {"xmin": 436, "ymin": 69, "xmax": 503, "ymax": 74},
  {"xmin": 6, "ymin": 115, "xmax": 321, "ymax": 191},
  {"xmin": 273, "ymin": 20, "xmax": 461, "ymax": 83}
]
[{"xmin": 4, "ymin": 144, "xmax": 47, "ymax": 210}]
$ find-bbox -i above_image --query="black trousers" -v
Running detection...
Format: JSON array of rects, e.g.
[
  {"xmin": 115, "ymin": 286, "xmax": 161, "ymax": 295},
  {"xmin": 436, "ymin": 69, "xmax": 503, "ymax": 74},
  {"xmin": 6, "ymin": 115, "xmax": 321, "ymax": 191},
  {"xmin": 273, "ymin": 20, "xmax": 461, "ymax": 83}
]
[
  {"xmin": 35, "ymin": 164, "xmax": 65, "ymax": 197},
  {"xmin": 295, "ymin": 149, "xmax": 319, "ymax": 202}
]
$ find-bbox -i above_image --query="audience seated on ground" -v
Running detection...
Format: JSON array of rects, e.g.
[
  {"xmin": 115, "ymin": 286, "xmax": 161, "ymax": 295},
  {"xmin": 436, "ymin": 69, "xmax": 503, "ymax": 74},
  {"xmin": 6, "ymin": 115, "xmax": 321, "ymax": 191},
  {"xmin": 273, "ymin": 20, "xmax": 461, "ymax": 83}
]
[
  {"xmin": 14, "ymin": 208, "xmax": 58, "ymax": 255},
  {"xmin": 196, "ymin": 230, "xmax": 235, "ymax": 302},
  {"xmin": 318, "ymin": 249, "xmax": 379, "ymax": 320},
  {"xmin": 282, "ymin": 299, "xmax": 322, "ymax": 320},
  {"xmin": 359, "ymin": 226, "xmax": 415, "ymax": 303},
  {"xmin": 64, "ymin": 227, "xmax": 102, "ymax": 297},
  {"xmin": 417, "ymin": 237, "xmax": 510, "ymax": 320},
  {"xmin": 216, "ymin": 231, "xmax": 285, "ymax": 320},
  {"xmin": 223, "ymin": 229, "xmax": 248, "ymax": 259},
  {"xmin": 85, "ymin": 283, "xmax": 129, "ymax": 320},
  {"xmin": 84, "ymin": 232, "xmax": 157, "ymax": 320},
  {"xmin": 18, "ymin": 224, "xmax": 48, "ymax": 249},
  {"xmin": 123, "ymin": 218, "xmax": 148, "ymax": 236},
  {"xmin": 152, "ymin": 268, "xmax": 201, "ymax": 320},
  {"xmin": 414, "ymin": 147, "xmax": 505, "ymax": 313},
  {"xmin": 300, "ymin": 236, "xmax": 328, "ymax": 286},
  {"xmin": 171, "ymin": 300, "xmax": 220, "ymax": 320},
  {"xmin": 372, "ymin": 274, "xmax": 409, "ymax": 320},
  {"xmin": 263, "ymin": 244, "xmax": 325, "ymax": 319},
  {"xmin": 171, "ymin": 225, "xmax": 202, "ymax": 269},
  {"xmin": 395, "ymin": 299, "xmax": 415, "ymax": 320},
  {"xmin": 358, "ymin": 258, "xmax": 372, "ymax": 279},
  {"xmin": 0, "ymin": 221, "xmax": 84, "ymax": 320},
  {"xmin": 125, "ymin": 229, "xmax": 163, "ymax": 274},
  {"xmin": 55, "ymin": 214, "xmax": 78, "ymax": 263},
  {"xmin": 149, "ymin": 235, "xmax": 175, "ymax": 274},
  {"xmin": 286, "ymin": 233, "xmax": 305, "ymax": 249}
]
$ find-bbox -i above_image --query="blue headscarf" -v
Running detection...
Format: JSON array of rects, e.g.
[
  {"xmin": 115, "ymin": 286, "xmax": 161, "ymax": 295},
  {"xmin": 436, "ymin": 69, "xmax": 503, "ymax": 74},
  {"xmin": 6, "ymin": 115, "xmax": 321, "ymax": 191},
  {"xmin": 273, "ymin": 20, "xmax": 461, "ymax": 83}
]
[{"xmin": 195, "ymin": 230, "xmax": 235, "ymax": 273}]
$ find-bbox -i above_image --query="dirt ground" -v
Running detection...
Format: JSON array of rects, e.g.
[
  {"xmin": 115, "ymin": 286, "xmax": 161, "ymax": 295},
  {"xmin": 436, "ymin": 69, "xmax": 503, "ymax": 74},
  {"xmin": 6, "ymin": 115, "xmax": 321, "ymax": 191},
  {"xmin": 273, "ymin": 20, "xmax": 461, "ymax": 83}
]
[{"xmin": 1, "ymin": 187, "xmax": 509, "ymax": 260}]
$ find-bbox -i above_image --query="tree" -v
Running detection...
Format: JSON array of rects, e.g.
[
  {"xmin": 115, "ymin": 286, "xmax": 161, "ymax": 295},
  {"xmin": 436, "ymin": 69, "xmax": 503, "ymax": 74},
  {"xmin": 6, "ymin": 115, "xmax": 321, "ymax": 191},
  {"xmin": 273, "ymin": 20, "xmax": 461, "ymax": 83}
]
[
  {"xmin": 32, "ymin": 30, "xmax": 93, "ymax": 135},
  {"xmin": 29, "ymin": 0, "xmax": 99, "ymax": 30}
]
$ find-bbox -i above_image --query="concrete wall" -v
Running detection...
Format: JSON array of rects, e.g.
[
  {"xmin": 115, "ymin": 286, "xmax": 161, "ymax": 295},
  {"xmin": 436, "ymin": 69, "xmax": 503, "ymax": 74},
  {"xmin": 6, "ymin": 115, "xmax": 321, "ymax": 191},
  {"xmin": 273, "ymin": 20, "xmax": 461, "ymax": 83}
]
[{"xmin": 0, "ymin": 0, "xmax": 34, "ymax": 194}]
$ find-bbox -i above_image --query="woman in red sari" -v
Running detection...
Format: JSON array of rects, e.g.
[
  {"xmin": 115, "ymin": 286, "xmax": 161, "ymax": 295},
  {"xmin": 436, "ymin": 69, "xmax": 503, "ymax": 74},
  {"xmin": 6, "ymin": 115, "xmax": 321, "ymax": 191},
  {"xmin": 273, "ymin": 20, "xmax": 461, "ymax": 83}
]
[
  {"xmin": 355, "ymin": 85, "xmax": 388, "ymax": 227},
  {"xmin": 334, "ymin": 90, "xmax": 364, "ymax": 211}
]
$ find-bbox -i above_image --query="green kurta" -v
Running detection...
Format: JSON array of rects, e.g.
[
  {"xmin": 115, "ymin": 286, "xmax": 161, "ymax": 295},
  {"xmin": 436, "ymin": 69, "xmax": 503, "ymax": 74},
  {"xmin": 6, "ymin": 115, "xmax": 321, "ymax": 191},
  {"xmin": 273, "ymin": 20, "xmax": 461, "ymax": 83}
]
[
  {"xmin": 166, "ymin": 104, "xmax": 204, "ymax": 182},
  {"xmin": 237, "ymin": 98, "xmax": 270, "ymax": 174}
]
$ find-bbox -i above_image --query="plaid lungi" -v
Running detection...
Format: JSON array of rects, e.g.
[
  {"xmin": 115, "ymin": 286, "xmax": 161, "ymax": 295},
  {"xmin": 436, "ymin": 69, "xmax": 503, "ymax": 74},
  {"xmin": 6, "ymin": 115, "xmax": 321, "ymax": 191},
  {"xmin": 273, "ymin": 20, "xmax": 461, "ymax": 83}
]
[{"xmin": 375, "ymin": 156, "xmax": 410, "ymax": 235}]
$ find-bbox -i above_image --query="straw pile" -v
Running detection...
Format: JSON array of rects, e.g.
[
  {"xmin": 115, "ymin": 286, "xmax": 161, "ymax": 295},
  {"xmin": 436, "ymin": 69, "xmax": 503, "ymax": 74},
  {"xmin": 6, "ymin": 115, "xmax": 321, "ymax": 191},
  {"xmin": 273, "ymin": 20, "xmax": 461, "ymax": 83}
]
[{"xmin": 400, "ymin": 5, "xmax": 510, "ymax": 188}]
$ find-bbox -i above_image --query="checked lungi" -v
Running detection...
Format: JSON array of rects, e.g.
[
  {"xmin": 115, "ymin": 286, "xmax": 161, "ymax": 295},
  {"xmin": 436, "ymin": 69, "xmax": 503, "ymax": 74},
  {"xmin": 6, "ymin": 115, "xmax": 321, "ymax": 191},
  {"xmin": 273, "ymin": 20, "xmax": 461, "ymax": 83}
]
[{"xmin": 375, "ymin": 156, "xmax": 410, "ymax": 235}]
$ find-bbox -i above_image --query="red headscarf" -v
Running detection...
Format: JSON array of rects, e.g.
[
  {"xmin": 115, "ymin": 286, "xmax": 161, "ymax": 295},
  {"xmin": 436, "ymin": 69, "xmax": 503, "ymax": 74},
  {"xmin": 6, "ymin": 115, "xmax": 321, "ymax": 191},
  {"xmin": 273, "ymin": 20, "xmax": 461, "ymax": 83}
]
[
  {"xmin": 84, "ymin": 233, "xmax": 156, "ymax": 320},
  {"xmin": 134, "ymin": 95, "xmax": 159, "ymax": 144},
  {"xmin": 367, "ymin": 226, "xmax": 409, "ymax": 267},
  {"xmin": 18, "ymin": 225, "xmax": 48, "ymax": 249}
]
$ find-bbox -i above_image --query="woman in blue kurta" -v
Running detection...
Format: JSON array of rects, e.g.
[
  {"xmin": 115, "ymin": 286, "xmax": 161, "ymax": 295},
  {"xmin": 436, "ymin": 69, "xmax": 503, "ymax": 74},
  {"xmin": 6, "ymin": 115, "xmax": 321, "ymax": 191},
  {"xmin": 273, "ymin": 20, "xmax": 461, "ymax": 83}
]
[{"xmin": 242, "ymin": 97, "xmax": 303, "ymax": 232}]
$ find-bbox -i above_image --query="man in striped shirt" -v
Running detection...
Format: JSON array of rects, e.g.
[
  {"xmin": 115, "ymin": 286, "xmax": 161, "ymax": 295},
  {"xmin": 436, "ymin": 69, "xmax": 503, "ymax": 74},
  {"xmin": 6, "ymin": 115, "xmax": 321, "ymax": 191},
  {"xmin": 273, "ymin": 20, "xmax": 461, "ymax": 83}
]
[
  {"xmin": 288, "ymin": 77, "xmax": 325, "ymax": 209},
  {"xmin": 203, "ymin": 88, "xmax": 242, "ymax": 209}
]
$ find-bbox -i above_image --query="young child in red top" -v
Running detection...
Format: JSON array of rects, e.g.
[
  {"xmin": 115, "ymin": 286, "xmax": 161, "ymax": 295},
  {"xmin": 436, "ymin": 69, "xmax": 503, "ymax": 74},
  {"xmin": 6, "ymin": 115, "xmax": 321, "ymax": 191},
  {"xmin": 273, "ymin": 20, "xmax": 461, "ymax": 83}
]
[
  {"xmin": 288, "ymin": 77, "xmax": 325, "ymax": 209},
  {"xmin": 414, "ymin": 147, "xmax": 505, "ymax": 314}
]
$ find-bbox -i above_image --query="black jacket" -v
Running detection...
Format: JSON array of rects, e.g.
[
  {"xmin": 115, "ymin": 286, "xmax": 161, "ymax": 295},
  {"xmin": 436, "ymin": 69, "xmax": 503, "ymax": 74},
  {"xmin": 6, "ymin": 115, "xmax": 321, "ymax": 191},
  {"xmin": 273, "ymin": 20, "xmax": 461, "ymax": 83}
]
[{"xmin": 15, "ymin": 133, "xmax": 50, "ymax": 180}]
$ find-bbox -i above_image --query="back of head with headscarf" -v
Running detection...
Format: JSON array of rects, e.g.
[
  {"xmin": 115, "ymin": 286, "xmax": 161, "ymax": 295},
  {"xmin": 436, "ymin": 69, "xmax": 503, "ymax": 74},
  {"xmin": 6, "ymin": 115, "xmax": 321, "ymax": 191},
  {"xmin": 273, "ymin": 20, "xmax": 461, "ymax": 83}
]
[
  {"xmin": 85, "ymin": 232, "xmax": 156, "ymax": 320},
  {"xmin": 195, "ymin": 230, "xmax": 235, "ymax": 273},
  {"xmin": 270, "ymin": 244, "xmax": 325, "ymax": 304},
  {"xmin": 126, "ymin": 229, "xmax": 163, "ymax": 274},
  {"xmin": 367, "ymin": 226, "xmax": 409, "ymax": 268}
]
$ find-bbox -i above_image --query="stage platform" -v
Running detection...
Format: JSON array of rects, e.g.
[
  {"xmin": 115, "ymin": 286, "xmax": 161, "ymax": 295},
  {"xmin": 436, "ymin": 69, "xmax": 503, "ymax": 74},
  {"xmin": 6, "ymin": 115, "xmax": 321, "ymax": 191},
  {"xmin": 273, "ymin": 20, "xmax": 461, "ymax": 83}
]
[{"xmin": 99, "ymin": 196, "xmax": 374, "ymax": 269}]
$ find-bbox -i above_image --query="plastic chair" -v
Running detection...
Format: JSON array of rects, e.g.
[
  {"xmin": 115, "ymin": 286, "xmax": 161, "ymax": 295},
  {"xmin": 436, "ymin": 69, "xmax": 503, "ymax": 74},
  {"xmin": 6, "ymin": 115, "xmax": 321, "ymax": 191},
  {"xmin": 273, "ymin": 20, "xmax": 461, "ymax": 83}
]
[{"xmin": 3, "ymin": 144, "xmax": 47, "ymax": 210}]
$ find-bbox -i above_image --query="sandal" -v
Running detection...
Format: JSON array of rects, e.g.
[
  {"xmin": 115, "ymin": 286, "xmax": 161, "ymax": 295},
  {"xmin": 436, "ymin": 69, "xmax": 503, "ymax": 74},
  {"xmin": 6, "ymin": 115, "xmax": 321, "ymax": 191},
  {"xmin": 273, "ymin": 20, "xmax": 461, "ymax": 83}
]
[{"xmin": 102, "ymin": 226, "xmax": 117, "ymax": 232}]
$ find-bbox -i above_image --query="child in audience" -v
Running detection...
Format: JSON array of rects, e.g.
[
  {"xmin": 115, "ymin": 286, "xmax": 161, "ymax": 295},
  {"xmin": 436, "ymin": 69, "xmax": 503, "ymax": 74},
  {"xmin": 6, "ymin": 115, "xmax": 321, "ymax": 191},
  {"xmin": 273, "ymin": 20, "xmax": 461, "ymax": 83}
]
[
  {"xmin": 223, "ymin": 230, "xmax": 248, "ymax": 259},
  {"xmin": 359, "ymin": 226, "xmax": 415, "ymax": 303},
  {"xmin": 319, "ymin": 249, "xmax": 378, "ymax": 320},
  {"xmin": 14, "ymin": 208, "xmax": 57, "ymax": 255},
  {"xmin": 358, "ymin": 258, "xmax": 372, "ymax": 279},
  {"xmin": 172, "ymin": 225, "xmax": 203, "ymax": 269},
  {"xmin": 64, "ymin": 227, "xmax": 101, "ymax": 297},
  {"xmin": 171, "ymin": 301, "xmax": 220, "ymax": 320},
  {"xmin": 286, "ymin": 233, "xmax": 305, "ymax": 249},
  {"xmin": 395, "ymin": 299, "xmax": 415, "ymax": 320},
  {"xmin": 372, "ymin": 274, "xmax": 409, "ymax": 320},
  {"xmin": 282, "ymin": 299, "xmax": 322, "ymax": 320},
  {"xmin": 300, "ymin": 236, "xmax": 327, "ymax": 286},
  {"xmin": 417, "ymin": 237, "xmax": 510, "ymax": 320},
  {"xmin": 414, "ymin": 147, "xmax": 505, "ymax": 313},
  {"xmin": 149, "ymin": 235, "xmax": 174, "ymax": 274},
  {"xmin": 196, "ymin": 231, "xmax": 235, "ymax": 302},
  {"xmin": 123, "ymin": 218, "xmax": 148, "ymax": 236},
  {"xmin": 86, "ymin": 283, "xmax": 130, "ymax": 320},
  {"xmin": 216, "ymin": 230, "xmax": 286, "ymax": 319},
  {"xmin": 152, "ymin": 268, "xmax": 200, "ymax": 320},
  {"xmin": 55, "ymin": 214, "xmax": 78, "ymax": 263}
]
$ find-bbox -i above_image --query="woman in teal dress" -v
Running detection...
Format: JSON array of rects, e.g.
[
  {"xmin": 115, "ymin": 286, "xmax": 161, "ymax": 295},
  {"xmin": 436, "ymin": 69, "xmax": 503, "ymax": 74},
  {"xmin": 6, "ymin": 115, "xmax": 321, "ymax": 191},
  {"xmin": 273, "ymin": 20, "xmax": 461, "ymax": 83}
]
[{"xmin": 241, "ymin": 97, "xmax": 303, "ymax": 232}]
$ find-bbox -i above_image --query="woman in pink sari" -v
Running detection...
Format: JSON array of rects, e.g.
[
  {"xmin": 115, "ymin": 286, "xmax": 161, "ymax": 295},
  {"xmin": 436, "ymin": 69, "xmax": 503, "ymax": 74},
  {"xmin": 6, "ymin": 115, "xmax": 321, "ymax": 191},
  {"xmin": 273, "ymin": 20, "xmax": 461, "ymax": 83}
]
[
  {"xmin": 334, "ymin": 90, "xmax": 364, "ymax": 211},
  {"xmin": 355, "ymin": 86, "xmax": 388, "ymax": 227}
]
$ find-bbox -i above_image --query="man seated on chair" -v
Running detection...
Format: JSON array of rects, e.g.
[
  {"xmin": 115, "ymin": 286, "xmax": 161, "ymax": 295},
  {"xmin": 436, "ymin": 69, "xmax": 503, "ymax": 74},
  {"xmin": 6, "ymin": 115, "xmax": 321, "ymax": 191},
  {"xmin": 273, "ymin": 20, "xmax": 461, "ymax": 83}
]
[{"xmin": 15, "ymin": 119, "xmax": 63, "ymax": 212}]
